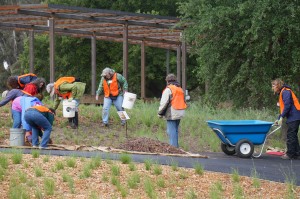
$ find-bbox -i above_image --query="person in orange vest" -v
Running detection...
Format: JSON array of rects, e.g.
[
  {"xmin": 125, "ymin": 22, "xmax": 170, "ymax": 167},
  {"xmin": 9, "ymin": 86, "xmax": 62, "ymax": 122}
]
[
  {"xmin": 46, "ymin": 77, "xmax": 86, "ymax": 129},
  {"xmin": 24, "ymin": 105, "xmax": 55, "ymax": 149},
  {"xmin": 6, "ymin": 73, "xmax": 38, "ymax": 89},
  {"xmin": 158, "ymin": 74, "xmax": 187, "ymax": 148},
  {"xmin": 95, "ymin": 67, "xmax": 128, "ymax": 127},
  {"xmin": 272, "ymin": 79, "xmax": 300, "ymax": 160}
]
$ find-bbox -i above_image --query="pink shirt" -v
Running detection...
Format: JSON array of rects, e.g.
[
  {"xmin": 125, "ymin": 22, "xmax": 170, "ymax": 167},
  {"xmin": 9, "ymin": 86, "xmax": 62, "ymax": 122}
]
[{"xmin": 12, "ymin": 96, "xmax": 22, "ymax": 112}]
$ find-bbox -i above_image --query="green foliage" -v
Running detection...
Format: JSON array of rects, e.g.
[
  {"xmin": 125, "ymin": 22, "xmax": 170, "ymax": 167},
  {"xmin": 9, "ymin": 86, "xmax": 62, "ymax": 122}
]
[{"xmin": 179, "ymin": 0, "xmax": 300, "ymax": 108}]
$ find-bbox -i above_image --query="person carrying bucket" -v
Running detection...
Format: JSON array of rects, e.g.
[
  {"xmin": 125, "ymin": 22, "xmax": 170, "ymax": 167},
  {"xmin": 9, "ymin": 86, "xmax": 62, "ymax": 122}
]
[
  {"xmin": 272, "ymin": 79, "xmax": 300, "ymax": 160},
  {"xmin": 46, "ymin": 77, "xmax": 86, "ymax": 129},
  {"xmin": 158, "ymin": 74, "xmax": 187, "ymax": 148},
  {"xmin": 95, "ymin": 67, "xmax": 128, "ymax": 127}
]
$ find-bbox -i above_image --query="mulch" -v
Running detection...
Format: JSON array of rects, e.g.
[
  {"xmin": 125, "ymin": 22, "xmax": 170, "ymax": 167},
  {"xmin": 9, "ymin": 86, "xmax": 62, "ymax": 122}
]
[{"xmin": 118, "ymin": 137, "xmax": 186, "ymax": 154}]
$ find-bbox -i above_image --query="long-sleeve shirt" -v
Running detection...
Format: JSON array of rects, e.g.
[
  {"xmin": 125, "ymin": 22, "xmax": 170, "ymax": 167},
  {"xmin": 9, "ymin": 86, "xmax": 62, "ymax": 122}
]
[
  {"xmin": 96, "ymin": 73, "xmax": 128, "ymax": 96},
  {"xmin": 53, "ymin": 82, "xmax": 86, "ymax": 110},
  {"xmin": 0, "ymin": 89, "xmax": 25, "ymax": 107}
]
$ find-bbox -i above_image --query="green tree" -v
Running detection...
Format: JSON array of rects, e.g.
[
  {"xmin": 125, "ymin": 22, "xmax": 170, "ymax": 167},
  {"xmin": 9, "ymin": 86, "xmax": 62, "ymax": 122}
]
[{"xmin": 179, "ymin": 0, "xmax": 300, "ymax": 108}]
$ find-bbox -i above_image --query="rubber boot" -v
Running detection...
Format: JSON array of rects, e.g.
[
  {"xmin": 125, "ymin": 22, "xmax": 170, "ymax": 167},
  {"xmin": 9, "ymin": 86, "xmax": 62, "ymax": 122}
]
[
  {"xmin": 74, "ymin": 112, "xmax": 79, "ymax": 128},
  {"xmin": 68, "ymin": 118, "xmax": 73, "ymax": 126}
]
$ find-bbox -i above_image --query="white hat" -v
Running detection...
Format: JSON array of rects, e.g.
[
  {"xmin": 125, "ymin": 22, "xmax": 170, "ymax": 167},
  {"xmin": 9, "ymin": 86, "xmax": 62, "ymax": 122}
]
[{"xmin": 46, "ymin": 83, "xmax": 55, "ymax": 97}]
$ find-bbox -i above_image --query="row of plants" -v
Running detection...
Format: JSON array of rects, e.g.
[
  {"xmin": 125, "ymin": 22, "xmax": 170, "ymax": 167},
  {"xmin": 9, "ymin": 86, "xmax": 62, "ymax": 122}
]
[{"xmin": 0, "ymin": 149, "xmax": 297, "ymax": 198}]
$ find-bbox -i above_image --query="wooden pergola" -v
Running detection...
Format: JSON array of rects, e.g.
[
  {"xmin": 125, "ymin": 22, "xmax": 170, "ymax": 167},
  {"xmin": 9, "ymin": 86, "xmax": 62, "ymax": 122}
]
[{"xmin": 0, "ymin": 4, "xmax": 187, "ymax": 98}]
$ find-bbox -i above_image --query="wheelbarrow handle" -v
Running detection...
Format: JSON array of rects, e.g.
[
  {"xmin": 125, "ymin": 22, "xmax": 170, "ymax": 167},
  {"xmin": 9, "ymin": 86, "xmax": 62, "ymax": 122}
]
[
  {"xmin": 212, "ymin": 128, "xmax": 234, "ymax": 146},
  {"xmin": 252, "ymin": 125, "xmax": 281, "ymax": 158}
]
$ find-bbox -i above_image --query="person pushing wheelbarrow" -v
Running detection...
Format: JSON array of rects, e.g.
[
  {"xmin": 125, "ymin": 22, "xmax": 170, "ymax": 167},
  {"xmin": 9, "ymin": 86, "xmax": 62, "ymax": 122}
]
[{"xmin": 272, "ymin": 78, "xmax": 300, "ymax": 160}]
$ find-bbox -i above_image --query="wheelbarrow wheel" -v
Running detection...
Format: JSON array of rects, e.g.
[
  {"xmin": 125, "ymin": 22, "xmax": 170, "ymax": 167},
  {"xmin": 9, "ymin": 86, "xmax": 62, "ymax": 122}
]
[
  {"xmin": 221, "ymin": 143, "xmax": 236, "ymax": 155},
  {"xmin": 235, "ymin": 139, "xmax": 254, "ymax": 158}
]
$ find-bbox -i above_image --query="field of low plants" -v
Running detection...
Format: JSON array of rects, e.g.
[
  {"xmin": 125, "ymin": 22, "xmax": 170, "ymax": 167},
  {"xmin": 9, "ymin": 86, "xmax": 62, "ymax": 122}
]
[{"xmin": 0, "ymin": 149, "xmax": 299, "ymax": 198}]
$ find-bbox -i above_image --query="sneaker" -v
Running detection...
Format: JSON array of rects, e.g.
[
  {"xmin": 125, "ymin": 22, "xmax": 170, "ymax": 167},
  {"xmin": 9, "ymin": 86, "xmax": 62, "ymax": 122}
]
[
  {"xmin": 281, "ymin": 154, "xmax": 292, "ymax": 160},
  {"xmin": 39, "ymin": 146, "xmax": 48, "ymax": 150},
  {"xmin": 101, "ymin": 123, "xmax": 109, "ymax": 127},
  {"xmin": 32, "ymin": 145, "xmax": 38, "ymax": 148}
]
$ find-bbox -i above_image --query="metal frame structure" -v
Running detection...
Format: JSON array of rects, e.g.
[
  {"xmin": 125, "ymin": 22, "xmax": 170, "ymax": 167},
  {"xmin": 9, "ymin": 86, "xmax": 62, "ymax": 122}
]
[{"xmin": 0, "ymin": 4, "xmax": 187, "ymax": 97}]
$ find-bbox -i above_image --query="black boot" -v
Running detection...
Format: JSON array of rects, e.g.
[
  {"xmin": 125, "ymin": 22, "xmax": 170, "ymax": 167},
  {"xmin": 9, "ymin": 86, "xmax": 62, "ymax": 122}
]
[
  {"xmin": 74, "ymin": 112, "xmax": 79, "ymax": 127},
  {"xmin": 68, "ymin": 118, "xmax": 73, "ymax": 126}
]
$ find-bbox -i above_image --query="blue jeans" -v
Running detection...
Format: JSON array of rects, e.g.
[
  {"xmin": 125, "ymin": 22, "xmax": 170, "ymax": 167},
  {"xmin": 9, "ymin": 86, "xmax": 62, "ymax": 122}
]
[
  {"xmin": 167, "ymin": 120, "xmax": 181, "ymax": 148},
  {"xmin": 102, "ymin": 95, "xmax": 125, "ymax": 124},
  {"xmin": 24, "ymin": 109, "xmax": 52, "ymax": 147},
  {"xmin": 11, "ymin": 109, "xmax": 22, "ymax": 128}
]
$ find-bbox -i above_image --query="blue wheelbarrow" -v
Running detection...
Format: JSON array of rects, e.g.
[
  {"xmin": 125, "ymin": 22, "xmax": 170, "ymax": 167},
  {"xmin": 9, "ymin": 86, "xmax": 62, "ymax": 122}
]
[{"xmin": 207, "ymin": 120, "xmax": 281, "ymax": 158}]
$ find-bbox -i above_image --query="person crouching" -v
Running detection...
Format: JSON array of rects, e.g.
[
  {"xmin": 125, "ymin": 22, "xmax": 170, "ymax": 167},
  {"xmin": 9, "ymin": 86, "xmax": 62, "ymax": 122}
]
[{"xmin": 24, "ymin": 105, "xmax": 55, "ymax": 149}]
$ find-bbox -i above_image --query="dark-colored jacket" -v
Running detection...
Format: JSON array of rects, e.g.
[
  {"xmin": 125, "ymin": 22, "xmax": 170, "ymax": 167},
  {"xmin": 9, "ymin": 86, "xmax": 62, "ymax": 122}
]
[
  {"xmin": 279, "ymin": 84, "xmax": 300, "ymax": 123},
  {"xmin": 0, "ymin": 89, "xmax": 26, "ymax": 107}
]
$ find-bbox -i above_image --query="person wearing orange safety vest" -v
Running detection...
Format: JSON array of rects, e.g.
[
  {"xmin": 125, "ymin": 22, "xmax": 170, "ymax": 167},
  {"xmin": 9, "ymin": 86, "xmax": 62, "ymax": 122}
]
[
  {"xmin": 272, "ymin": 79, "xmax": 300, "ymax": 160},
  {"xmin": 95, "ymin": 67, "xmax": 128, "ymax": 127},
  {"xmin": 24, "ymin": 105, "xmax": 55, "ymax": 149},
  {"xmin": 6, "ymin": 73, "xmax": 37, "ymax": 89},
  {"xmin": 46, "ymin": 77, "xmax": 86, "ymax": 129},
  {"xmin": 158, "ymin": 74, "xmax": 187, "ymax": 148}
]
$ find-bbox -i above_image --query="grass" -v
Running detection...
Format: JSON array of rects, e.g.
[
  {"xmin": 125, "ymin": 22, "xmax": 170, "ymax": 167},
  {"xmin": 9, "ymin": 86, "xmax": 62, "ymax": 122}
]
[
  {"xmin": 0, "ymin": 152, "xmax": 296, "ymax": 198},
  {"xmin": 119, "ymin": 153, "xmax": 132, "ymax": 164},
  {"xmin": 0, "ymin": 96, "xmax": 286, "ymax": 153}
]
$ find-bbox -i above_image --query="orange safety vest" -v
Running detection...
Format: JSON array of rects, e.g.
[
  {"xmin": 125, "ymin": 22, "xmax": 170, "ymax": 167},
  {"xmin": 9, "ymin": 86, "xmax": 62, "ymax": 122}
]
[
  {"xmin": 279, "ymin": 87, "xmax": 300, "ymax": 114},
  {"xmin": 18, "ymin": 73, "xmax": 37, "ymax": 88},
  {"xmin": 21, "ymin": 90, "xmax": 32, "ymax": 96},
  {"xmin": 103, "ymin": 73, "xmax": 119, "ymax": 97},
  {"xmin": 30, "ymin": 105, "xmax": 52, "ymax": 113},
  {"xmin": 167, "ymin": 85, "xmax": 187, "ymax": 110},
  {"xmin": 54, "ymin": 77, "xmax": 75, "ymax": 99}
]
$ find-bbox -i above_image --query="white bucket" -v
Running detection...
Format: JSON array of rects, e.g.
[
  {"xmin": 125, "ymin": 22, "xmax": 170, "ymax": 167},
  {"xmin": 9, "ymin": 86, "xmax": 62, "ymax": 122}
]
[
  {"xmin": 9, "ymin": 128, "xmax": 25, "ymax": 146},
  {"xmin": 122, "ymin": 92, "xmax": 137, "ymax": 109},
  {"xmin": 63, "ymin": 100, "xmax": 76, "ymax": 118}
]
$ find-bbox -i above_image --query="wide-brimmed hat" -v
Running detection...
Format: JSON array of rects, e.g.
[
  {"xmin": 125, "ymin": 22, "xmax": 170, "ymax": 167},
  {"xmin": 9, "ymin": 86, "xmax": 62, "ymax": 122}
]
[{"xmin": 46, "ymin": 83, "xmax": 55, "ymax": 97}]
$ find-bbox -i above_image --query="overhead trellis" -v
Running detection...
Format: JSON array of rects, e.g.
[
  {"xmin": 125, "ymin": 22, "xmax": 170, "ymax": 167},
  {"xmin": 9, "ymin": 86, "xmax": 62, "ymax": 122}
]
[
  {"xmin": 0, "ymin": 4, "xmax": 183, "ymax": 49},
  {"xmin": 0, "ymin": 4, "xmax": 188, "ymax": 98}
]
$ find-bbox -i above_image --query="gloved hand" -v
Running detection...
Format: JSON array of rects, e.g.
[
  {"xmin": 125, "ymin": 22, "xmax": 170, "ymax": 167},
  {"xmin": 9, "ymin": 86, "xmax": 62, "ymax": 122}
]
[
  {"xmin": 68, "ymin": 97, "xmax": 73, "ymax": 102},
  {"xmin": 274, "ymin": 117, "xmax": 283, "ymax": 126},
  {"xmin": 95, "ymin": 95, "xmax": 99, "ymax": 101}
]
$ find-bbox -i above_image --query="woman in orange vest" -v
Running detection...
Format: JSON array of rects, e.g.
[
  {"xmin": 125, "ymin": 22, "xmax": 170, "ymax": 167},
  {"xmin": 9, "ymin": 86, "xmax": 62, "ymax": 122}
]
[
  {"xmin": 95, "ymin": 68, "xmax": 128, "ymax": 127},
  {"xmin": 6, "ymin": 73, "xmax": 37, "ymax": 89},
  {"xmin": 272, "ymin": 78, "xmax": 300, "ymax": 160},
  {"xmin": 24, "ymin": 105, "xmax": 55, "ymax": 149},
  {"xmin": 158, "ymin": 74, "xmax": 187, "ymax": 148}
]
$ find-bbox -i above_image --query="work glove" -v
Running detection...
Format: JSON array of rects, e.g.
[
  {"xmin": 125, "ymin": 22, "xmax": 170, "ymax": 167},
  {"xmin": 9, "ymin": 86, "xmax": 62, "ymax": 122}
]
[
  {"xmin": 68, "ymin": 97, "xmax": 73, "ymax": 102},
  {"xmin": 95, "ymin": 95, "xmax": 99, "ymax": 101},
  {"xmin": 274, "ymin": 117, "xmax": 283, "ymax": 126}
]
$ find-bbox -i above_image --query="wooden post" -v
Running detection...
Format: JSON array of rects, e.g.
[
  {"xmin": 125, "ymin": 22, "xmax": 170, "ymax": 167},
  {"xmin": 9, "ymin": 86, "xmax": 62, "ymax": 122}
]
[
  {"xmin": 91, "ymin": 34, "xmax": 96, "ymax": 95},
  {"xmin": 141, "ymin": 41, "xmax": 145, "ymax": 99},
  {"xmin": 123, "ymin": 23, "xmax": 128, "ymax": 80},
  {"xmin": 29, "ymin": 30, "xmax": 34, "ymax": 73},
  {"xmin": 49, "ymin": 18, "xmax": 55, "ymax": 84}
]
